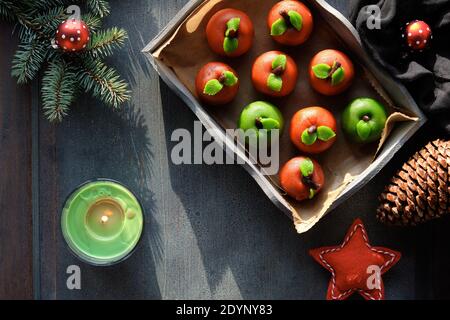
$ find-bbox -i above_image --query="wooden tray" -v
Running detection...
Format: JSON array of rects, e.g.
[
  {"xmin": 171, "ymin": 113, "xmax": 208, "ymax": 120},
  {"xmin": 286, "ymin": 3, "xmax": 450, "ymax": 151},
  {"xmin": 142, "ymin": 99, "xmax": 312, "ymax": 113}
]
[{"xmin": 143, "ymin": 0, "xmax": 425, "ymax": 233}]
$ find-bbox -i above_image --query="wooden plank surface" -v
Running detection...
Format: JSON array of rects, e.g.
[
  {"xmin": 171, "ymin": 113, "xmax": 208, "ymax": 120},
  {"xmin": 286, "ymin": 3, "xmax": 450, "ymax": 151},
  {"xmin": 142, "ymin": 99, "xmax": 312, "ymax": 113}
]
[
  {"xmin": 0, "ymin": 22, "xmax": 33, "ymax": 299},
  {"xmin": 35, "ymin": 0, "xmax": 447, "ymax": 299}
]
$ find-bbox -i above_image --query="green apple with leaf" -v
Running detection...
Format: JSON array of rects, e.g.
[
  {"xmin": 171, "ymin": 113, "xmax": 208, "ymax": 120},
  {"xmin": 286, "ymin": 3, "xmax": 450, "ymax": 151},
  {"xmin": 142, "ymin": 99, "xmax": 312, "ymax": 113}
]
[
  {"xmin": 238, "ymin": 101, "xmax": 284, "ymax": 144},
  {"xmin": 342, "ymin": 98, "xmax": 388, "ymax": 143}
]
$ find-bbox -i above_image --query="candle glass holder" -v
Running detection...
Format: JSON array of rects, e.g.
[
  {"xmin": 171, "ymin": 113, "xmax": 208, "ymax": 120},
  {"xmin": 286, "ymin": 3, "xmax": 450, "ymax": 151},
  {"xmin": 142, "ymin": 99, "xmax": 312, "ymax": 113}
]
[{"xmin": 61, "ymin": 179, "xmax": 144, "ymax": 266}]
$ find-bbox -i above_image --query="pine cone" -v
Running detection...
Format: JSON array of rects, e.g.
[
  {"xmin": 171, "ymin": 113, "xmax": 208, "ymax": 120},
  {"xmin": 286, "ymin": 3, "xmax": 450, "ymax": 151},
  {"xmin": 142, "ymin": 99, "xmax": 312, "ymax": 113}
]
[{"xmin": 377, "ymin": 139, "xmax": 450, "ymax": 226}]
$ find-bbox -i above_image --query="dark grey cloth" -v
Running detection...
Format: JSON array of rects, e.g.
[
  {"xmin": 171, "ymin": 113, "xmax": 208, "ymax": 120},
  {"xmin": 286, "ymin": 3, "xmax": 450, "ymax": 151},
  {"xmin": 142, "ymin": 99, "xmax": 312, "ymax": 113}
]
[{"xmin": 349, "ymin": 0, "xmax": 450, "ymax": 134}]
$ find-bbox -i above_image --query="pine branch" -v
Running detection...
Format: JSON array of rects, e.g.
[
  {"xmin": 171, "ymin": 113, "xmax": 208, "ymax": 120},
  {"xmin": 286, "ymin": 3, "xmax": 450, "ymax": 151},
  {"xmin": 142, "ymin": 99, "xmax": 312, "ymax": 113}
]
[
  {"xmin": 86, "ymin": 0, "xmax": 110, "ymax": 18},
  {"xmin": 77, "ymin": 57, "xmax": 130, "ymax": 108},
  {"xmin": 42, "ymin": 59, "xmax": 77, "ymax": 122},
  {"xmin": 12, "ymin": 41, "xmax": 47, "ymax": 84},
  {"xmin": 86, "ymin": 27, "xmax": 127, "ymax": 58},
  {"xmin": 33, "ymin": 6, "xmax": 67, "ymax": 35},
  {"xmin": 18, "ymin": 25, "xmax": 36, "ymax": 43},
  {"xmin": 24, "ymin": 0, "xmax": 70, "ymax": 12},
  {"xmin": 0, "ymin": 0, "xmax": 19, "ymax": 21},
  {"xmin": 82, "ymin": 12, "xmax": 102, "ymax": 32}
]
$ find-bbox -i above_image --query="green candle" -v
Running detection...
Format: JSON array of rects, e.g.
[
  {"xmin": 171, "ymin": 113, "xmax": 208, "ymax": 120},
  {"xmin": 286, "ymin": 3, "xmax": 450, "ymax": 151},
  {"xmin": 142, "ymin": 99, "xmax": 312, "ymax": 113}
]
[{"xmin": 61, "ymin": 180, "xmax": 144, "ymax": 266}]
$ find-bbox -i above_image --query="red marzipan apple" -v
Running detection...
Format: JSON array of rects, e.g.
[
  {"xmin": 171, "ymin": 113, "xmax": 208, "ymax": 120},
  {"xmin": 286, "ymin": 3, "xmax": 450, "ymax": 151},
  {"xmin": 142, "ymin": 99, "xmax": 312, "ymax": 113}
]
[
  {"xmin": 268, "ymin": 0, "xmax": 313, "ymax": 46},
  {"xmin": 290, "ymin": 106, "xmax": 337, "ymax": 154},
  {"xmin": 309, "ymin": 49, "xmax": 354, "ymax": 96},
  {"xmin": 252, "ymin": 51, "xmax": 298, "ymax": 97},
  {"xmin": 206, "ymin": 8, "xmax": 254, "ymax": 57},
  {"xmin": 195, "ymin": 62, "xmax": 239, "ymax": 105},
  {"xmin": 280, "ymin": 157, "xmax": 325, "ymax": 201}
]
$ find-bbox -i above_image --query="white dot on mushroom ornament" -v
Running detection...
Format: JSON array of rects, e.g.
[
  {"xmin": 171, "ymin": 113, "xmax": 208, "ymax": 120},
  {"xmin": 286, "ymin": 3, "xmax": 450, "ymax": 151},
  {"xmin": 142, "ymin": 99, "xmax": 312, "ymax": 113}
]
[
  {"xmin": 77, "ymin": 30, "xmax": 81, "ymax": 34},
  {"xmin": 62, "ymin": 34, "xmax": 66, "ymax": 39},
  {"xmin": 408, "ymin": 33, "xmax": 412, "ymax": 37},
  {"xmin": 419, "ymin": 29, "xmax": 423, "ymax": 33},
  {"xmin": 83, "ymin": 44, "xmax": 86, "ymax": 48},
  {"xmin": 416, "ymin": 41, "xmax": 420, "ymax": 45},
  {"xmin": 83, "ymin": 25, "xmax": 86, "ymax": 29},
  {"xmin": 70, "ymin": 37, "xmax": 74, "ymax": 42},
  {"xmin": 72, "ymin": 48, "xmax": 76, "ymax": 51},
  {"xmin": 77, "ymin": 37, "xmax": 81, "ymax": 41}
]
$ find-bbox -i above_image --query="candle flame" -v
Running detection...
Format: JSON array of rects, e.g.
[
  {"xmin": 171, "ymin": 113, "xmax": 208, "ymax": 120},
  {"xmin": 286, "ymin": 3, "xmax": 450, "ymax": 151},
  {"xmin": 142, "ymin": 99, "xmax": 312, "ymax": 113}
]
[{"xmin": 101, "ymin": 215, "xmax": 109, "ymax": 224}]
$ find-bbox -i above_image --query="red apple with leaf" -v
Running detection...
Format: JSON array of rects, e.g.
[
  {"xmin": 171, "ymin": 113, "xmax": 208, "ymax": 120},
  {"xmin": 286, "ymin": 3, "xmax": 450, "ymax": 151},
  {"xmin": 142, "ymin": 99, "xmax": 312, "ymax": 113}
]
[
  {"xmin": 309, "ymin": 49, "xmax": 354, "ymax": 96},
  {"xmin": 252, "ymin": 51, "xmax": 298, "ymax": 97},
  {"xmin": 290, "ymin": 107, "xmax": 337, "ymax": 154},
  {"xmin": 280, "ymin": 157, "xmax": 325, "ymax": 201},
  {"xmin": 268, "ymin": 0, "xmax": 314, "ymax": 46},
  {"xmin": 195, "ymin": 62, "xmax": 239, "ymax": 105},
  {"xmin": 206, "ymin": 8, "xmax": 254, "ymax": 57}
]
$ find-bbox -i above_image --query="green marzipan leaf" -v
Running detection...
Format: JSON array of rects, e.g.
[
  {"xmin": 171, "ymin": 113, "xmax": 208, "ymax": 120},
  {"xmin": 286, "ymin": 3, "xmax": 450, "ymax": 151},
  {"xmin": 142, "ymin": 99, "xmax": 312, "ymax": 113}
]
[
  {"xmin": 223, "ymin": 37, "xmax": 239, "ymax": 54},
  {"xmin": 300, "ymin": 158, "xmax": 314, "ymax": 177},
  {"xmin": 259, "ymin": 118, "xmax": 280, "ymax": 130},
  {"xmin": 288, "ymin": 10, "xmax": 303, "ymax": 31},
  {"xmin": 272, "ymin": 54, "xmax": 287, "ymax": 71},
  {"xmin": 356, "ymin": 120, "xmax": 371, "ymax": 141},
  {"xmin": 309, "ymin": 188, "xmax": 316, "ymax": 199},
  {"xmin": 226, "ymin": 17, "xmax": 240, "ymax": 35},
  {"xmin": 203, "ymin": 79, "xmax": 224, "ymax": 96},
  {"xmin": 267, "ymin": 73, "xmax": 283, "ymax": 92},
  {"xmin": 301, "ymin": 129, "xmax": 318, "ymax": 145},
  {"xmin": 331, "ymin": 66, "xmax": 345, "ymax": 86},
  {"xmin": 312, "ymin": 63, "xmax": 331, "ymax": 79},
  {"xmin": 222, "ymin": 71, "xmax": 238, "ymax": 87},
  {"xmin": 317, "ymin": 126, "xmax": 336, "ymax": 141},
  {"xmin": 271, "ymin": 18, "xmax": 288, "ymax": 36}
]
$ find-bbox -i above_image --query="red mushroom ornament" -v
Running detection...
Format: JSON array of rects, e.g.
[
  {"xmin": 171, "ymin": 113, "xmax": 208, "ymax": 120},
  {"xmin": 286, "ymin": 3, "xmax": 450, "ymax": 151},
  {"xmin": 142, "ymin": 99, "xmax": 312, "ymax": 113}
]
[
  {"xmin": 55, "ymin": 19, "xmax": 90, "ymax": 52},
  {"xmin": 403, "ymin": 20, "xmax": 432, "ymax": 52}
]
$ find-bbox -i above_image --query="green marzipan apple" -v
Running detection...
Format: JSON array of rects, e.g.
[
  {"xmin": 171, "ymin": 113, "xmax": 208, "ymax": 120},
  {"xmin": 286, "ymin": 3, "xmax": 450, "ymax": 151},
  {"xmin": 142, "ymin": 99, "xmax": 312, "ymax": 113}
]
[
  {"xmin": 342, "ymin": 98, "xmax": 388, "ymax": 143},
  {"xmin": 238, "ymin": 101, "xmax": 284, "ymax": 143}
]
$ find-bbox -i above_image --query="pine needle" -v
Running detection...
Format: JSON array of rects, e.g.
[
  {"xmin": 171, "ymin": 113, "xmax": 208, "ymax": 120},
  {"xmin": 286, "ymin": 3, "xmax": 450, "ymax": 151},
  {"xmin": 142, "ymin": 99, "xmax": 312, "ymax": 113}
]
[
  {"xmin": 0, "ymin": 0, "xmax": 19, "ymax": 21},
  {"xmin": 86, "ymin": 0, "xmax": 110, "ymax": 18},
  {"xmin": 32, "ymin": 6, "xmax": 67, "ymax": 35},
  {"xmin": 12, "ymin": 41, "xmax": 47, "ymax": 84},
  {"xmin": 77, "ymin": 57, "xmax": 130, "ymax": 108},
  {"xmin": 82, "ymin": 12, "xmax": 102, "ymax": 32},
  {"xmin": 86, "ymin": 27, "xmax": 127, "ymax": 58},
  {"xmin": 42, "ymin": 60, "xmax": 77, "ymax": 122}
]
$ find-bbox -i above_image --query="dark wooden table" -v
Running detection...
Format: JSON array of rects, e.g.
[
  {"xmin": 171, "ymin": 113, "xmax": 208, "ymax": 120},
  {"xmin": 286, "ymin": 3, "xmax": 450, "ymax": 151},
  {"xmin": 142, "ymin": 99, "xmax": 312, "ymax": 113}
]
[{"xmin": 1, "ymin": 0, "xmax": 449, "ymax": 300}]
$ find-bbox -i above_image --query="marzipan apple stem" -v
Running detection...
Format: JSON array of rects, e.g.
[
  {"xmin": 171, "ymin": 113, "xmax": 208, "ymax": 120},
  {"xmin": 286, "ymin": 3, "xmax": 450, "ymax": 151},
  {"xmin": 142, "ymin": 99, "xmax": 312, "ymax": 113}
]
[
  {"xmin": 255, "ymin": 117, "xmax": 263, "ymax": 129},
  {"xmin": 279, "ymin": 10, "xmax": 293, "ymax": 28},
  {"xmin": 308, "ymin": 125, "xmax": 317, "ymax": 134},
  {"xmin": 272, "ymin": 65, "xmax": 284, "ymax": 76},
  {"xmin": 218, "ymin": 73, "xmax": 226, "ymax": 84},
  {"xmin": 329, "ymin": 61, "xmax": 342, "ymax": 78},
  {"xmin": 302, "ymin": 175, "xmax": 319, "ymax": 191},
  {"xmin": 227, "ymin": 29, "xmax": 238, "ymax": 38}
]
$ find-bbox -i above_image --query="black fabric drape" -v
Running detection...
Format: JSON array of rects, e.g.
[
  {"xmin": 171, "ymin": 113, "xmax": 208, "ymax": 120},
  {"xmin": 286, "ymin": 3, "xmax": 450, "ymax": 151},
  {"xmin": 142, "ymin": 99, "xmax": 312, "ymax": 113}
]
[{"xmin": 349, "ymin": 0, "xmax": 450, "ymax": 135}]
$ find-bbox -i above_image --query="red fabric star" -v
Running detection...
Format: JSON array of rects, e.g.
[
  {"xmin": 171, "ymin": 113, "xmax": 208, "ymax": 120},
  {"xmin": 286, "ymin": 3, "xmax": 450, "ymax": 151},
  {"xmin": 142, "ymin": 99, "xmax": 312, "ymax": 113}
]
[{"xmin": 309, "ymin": 218, "xmax": 401, "ymax": 300}]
